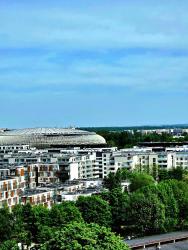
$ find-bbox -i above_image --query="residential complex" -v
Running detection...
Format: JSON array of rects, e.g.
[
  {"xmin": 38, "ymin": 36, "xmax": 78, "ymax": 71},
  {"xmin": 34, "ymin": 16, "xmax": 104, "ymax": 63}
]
[{"xmin": 1, "ymin": 128, "xmax": 188, "ymax": 209}]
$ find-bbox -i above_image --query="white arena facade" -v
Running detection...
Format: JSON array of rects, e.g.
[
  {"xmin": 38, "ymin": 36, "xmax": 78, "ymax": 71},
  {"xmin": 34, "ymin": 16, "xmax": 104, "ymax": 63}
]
[{"xmin": 0, "ymin": 128, "xmax": 106, "ymax": 148}]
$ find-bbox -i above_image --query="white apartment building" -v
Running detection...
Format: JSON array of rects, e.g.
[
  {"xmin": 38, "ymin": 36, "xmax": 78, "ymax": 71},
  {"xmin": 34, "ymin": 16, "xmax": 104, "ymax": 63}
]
[
  {"xmin": 175, "ymin": 152, "xmax": 188, "ymax": 169},
  {"xmin": 77, "ymin": 153, "xmax": 99, "ymax": 179},
  {"xmin": 111, "ymin": 152, "xmax": 175, "ymax": 173}
]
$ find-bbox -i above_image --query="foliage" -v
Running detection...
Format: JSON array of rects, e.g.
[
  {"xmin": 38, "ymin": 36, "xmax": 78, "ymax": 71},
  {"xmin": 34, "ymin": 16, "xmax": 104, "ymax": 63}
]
[
  {"xmin": 158, "ymin": 169, "xmax": 170, "ymax": 181},
  {"xmin": 104, "ymin": 169, "xmax": 155, "ymax": 192},
  {"xmin": 37, "ymin": 226, "xmax": 55, "ymax": 244},
  {"xmin": 103, "ymin": 169, "xmax": 131, "ymax": 191},
  {"xmin": 157, "ymin": 182, "xmax": 179, "ymax": 231},
  {"xmin": 100, "ymin": 188, "xmax": 129, "ymax": 233},
  {"xmin": 129, "ymin": 172, "xmax": 155, "ymax": 192},
  {"xmin": 103, "ymin": 171, "xmax": 122, "ymax": 190},
  {"xmin": 40, "ymin": 222, "xmax": 130, "ymax": 250},
  {"xmin": 126, "ymin": 191, "xmax": 165, "ymax": 235},
  {"xmin": 12, "ymin": 204, "xmax": 25, "ymax": 239},
  {"xmin": 95, "ymin": 130, "xmax": 177, "ymax": 148},
  {"xmin": 76, "ymin": 195, "xmax": 112, "ymax": 228},
  {"xmin": 49, "ymin": 201, "xmax": 83, "ymax": 228},
  {"xmin": 159, "ymin": 167, "xmax": 186, "ymax": 181},
  {"xmin": 162, "ymin": 180, "xmax": 188, "ymax": 229},
  {"xmin": 2, "ymin": 176, "xmax": 188, "ymax": 247},
  {"xmin": 168, "ymin": 167, "xmax": 185, "ymax": 180},
  {"xmin": 0, "ymin": 206, "xmax": 13, "ymax": 242},
  {"xmin": 0, "ymin": 240, "xmax": 19, "ymax": 250}
]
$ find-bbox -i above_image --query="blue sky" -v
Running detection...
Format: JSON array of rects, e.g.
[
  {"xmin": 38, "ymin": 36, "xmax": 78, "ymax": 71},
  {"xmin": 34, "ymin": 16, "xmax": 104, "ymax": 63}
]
[{"xmin": 1, "ymin": 0, "xmax": 188, "ymax": 128}]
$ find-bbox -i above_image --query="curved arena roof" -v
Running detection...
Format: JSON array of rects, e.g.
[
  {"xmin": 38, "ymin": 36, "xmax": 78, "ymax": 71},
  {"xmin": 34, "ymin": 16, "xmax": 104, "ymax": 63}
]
[{"xmin": 0, "ymin": 128, "xmax": 106, "ymax": 148}]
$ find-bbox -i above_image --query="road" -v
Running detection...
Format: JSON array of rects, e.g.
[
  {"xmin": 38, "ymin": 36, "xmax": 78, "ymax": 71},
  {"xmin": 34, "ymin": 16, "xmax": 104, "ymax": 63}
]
[
  {"xmin": 147, "ymin": 240, "xmax": 188, "ymax": 249},
  {"xmin": 125, "ymin": 231, "xmax": 188, "ymax": 249}
]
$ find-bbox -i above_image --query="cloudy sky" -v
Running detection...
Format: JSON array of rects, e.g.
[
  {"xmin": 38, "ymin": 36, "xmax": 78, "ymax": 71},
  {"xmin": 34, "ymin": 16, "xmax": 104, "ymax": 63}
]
[{"xmin": 0, "ymin": 0, "xmax": 188, "ymax": 128}]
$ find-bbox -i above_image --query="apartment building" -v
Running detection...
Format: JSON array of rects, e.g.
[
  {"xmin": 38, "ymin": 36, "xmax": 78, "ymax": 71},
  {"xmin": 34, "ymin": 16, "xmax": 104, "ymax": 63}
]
[
  {"xmin": 111, "ymin": 152, "xmax": 175, "ymax": 172},
  {"xmin": 0, "ymin": 177, "xmax": 21, "ymax": 209},
  {"xmin": 2, "ymin": 143, "xmax": 188, "ymax": 207},
  {"xmin": 21, "ymin": 189, "xmax": 54, "ymax": 208},
  {"xmin": 175, "ymin": 152, "xmax": 188, "ymax": 169},
  {"xmin": 77, "ymin": 153, "xmax": 99, "ymax": 179},
  {"xmin": 0, "ymin": 168, "xmax": 10, "ymax": 178}
]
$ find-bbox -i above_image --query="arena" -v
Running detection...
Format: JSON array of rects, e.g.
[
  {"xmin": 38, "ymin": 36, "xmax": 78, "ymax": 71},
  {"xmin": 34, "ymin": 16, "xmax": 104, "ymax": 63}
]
[{"xmin": 0, "ymin": 128, "xmax": 106, "ymax": 148}]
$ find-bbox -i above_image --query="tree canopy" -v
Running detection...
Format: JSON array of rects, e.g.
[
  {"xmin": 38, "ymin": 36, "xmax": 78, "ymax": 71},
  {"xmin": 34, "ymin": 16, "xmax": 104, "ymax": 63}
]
[
  {"xmin": 40, "ymin": 222, "xmax": 130, "ymax": 250},
  {"xmin": 76, "ymin": 196, "xmax": 112, "ymax": 228}
]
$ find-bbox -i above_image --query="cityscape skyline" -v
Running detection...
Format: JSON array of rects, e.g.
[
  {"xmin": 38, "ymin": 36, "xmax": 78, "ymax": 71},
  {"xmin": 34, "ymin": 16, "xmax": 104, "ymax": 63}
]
[{"xmin": 1, "ymin": 0, "xmax": 188, "ymax": 128}]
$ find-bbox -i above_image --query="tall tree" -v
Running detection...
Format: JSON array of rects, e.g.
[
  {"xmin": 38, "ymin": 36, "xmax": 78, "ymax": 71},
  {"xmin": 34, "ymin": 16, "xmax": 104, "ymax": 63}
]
[
  {"xmin": 49, "ymin": 201, "xmax": 83, "ymax": 228},
  {"xmin": 103, "ymin": 169, "xmax": 131, "ymax": 191},
  {"xmin": 76, "ymin": 195, "xmax": 112, "ymax": 228},
  {"xmin": 40, "ymin": 222, "xmax": 130, "ymax": 250},
  {"xmin": 126, "ymin": 191, "xmax": 165, "ymax": 236},
  {"xmin": 0, "ymin": 207, "xmax": 13, "ymax": 243},
  {"xmin": 101, "ymin": 188, "xmax": 129, "ymax": 233},
  {"xmin": 157, "ymin": 182, "xmax": 179, "ymax": 231},
  {"xmin": 129, "ymin": 172, "xmax": 155, "ymax": 192},
  {"xmin": 0, "ymin": 240, "xmax": 19, "ymax": 250}
]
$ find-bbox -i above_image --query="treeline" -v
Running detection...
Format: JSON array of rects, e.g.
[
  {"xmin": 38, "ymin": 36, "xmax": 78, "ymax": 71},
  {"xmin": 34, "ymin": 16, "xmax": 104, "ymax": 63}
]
[
  {"xmin": 83, "ymin": 125, "xmax": 188, "ymax": 132},
  {"xmin": 96, "ymin": 130, "xmax": 188, "ymax": 148}
]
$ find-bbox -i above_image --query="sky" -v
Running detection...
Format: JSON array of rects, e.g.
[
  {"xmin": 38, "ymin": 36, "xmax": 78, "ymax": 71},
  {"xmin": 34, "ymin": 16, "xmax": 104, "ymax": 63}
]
[{"xmin": 0, "ymin": 0, "xmax": 188, "ymax": 128}]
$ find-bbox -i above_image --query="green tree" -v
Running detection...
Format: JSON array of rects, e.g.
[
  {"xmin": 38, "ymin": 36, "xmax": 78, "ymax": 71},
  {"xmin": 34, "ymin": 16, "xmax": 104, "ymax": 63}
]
[
  {"xmin": 49, "ymin": 201, "xmax": 83, "ymax": 228},
  {"xmin": 103, "ymin": 169, "xmax": 131, "ymax": 191},
  {"xmin": 76, "ymin": 195, "xmax": 112, "ymax": 228},
  {"xmin": 100, "ymin": 188, "xmax": 129, "ymax": 233},
  {"xmin": 157, "ymin": 182, "xmax": 179, "ymax": 231},
  {"xmin": 129, "ymin": 172, "xmax": 155, "ymax": 192},
  {"xmin": 32, "ymin": 205, "xmax": 50, "ymax": 243},
  {"xmin": 12, "ymin": 204, "xmax": 24, "ymax": 234},
  {"xmin": 40, "ymin": 222, "xmax": 130, "ymax": 250},
  {"xmin": 0, "ymin": 240, "xmax": 19, "ymax": 250},
  {"xmin": 164, "ymin": 180, "xmax": 188, "ymax": 228},
  {"xmin": 169, "ymin": 166, "xmax": 185, "ymax": 180},
  {"xmin": 126, "ymin": 191, "xmax": 165, "ymax": 236},
  {"xmin": 12, "ymin": 204, "xmax": 49, "ymax": 245},
  {"xmin": 21, "ymin": 203, "xmax": 35, "ymax": 242},
  {"xmin": 37, "ymin": 226, "xmax": 55, "ymax": 244},
  {"xmin": 0, "ymin": 206, "xmax": 13, "ymax": 242},
  {"xmin": 103, "ymin": 171, "xmax": 122, "ymax": 191},
  {"xmin": 158, "ymin": 169, "xmax": 170, "ymax": 181},
  {"xmin": 12, "ymin": 204, "xmax": 27, "ymax": 245}
]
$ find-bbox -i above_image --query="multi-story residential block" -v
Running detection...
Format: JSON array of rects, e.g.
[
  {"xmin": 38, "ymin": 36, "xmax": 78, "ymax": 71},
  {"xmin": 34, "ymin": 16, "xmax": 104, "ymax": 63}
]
[
  {"xmin": 175, "ymin": 152, "xmax": 188, "ymax": 169},
  {"xmin": 77, "ymin": 154, "xmax": 99, "ymax": 179},
  {"xmin": 0, "ymin": 177, "xmax": 20, "ymax": 209},
  {"xmin": 37, "ymin": 163, "xmax": 59, "ymax": 184},
  {"xmin": 0, "ymin": 168, "xmax": 10, "ymax": 178},
  {"xmin": 3, "ymin": 142, "xmax": 188, "ymax": 208},
  {"xmin": 21, "ymin": 189, "xmax": 54, "ymax": 208}
]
